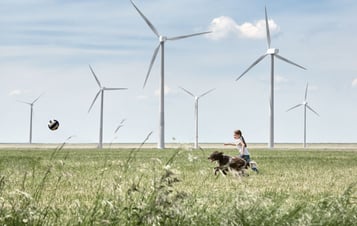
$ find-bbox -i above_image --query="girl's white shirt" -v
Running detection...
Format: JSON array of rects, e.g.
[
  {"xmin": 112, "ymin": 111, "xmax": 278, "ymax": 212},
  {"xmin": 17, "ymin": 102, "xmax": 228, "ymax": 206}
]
[{"xmin": 235, "ymin": 138, "xmax": 250, "ymax": 155}]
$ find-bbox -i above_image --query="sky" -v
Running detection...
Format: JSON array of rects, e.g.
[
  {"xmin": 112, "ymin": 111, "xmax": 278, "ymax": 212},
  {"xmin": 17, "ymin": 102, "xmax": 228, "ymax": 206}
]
[{"xmin": 0, "ymin": 0, "xmax": 357, "ymax": 146}]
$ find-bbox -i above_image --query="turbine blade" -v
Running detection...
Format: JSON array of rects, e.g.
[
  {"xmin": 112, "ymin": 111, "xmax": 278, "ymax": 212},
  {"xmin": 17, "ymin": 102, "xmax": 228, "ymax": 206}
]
[
  {"xmin": 286, "ymin": 104, "xmax": 303, "ymax": 112},
  {"xmin": 199, "ymin": 88, "xmax": 215, "ymax": 98},
  {"xmin": 32, "ymin": 93, "xmax": 44, "ymax": 104},
  {"xmin": 275, "ymin": 54, "xmax": 307, "ymax": 70},
  {"xmin": 130, "ymin": 0, "xmax": 160, "ymax": 37},
  {"xmin": 236, "ymin": 54, "xmax": 268, "ymax": 81},
  {"xmin": 104, "ymin": 87, "xmax": 128, "ymax": 91},
  {"xmin": 120, "ymin": 118, "xmax": 126, "ymax": 124},
  {"xmin": 143, "ymin": 43, "xmax": 160, "ymax": 88},
  {"xmin": 17, "ymin": 100, "xmax": 31, "ymax": 105},
  {"xmin": 306, "ymin": 105, "xmax": 320, "ymax": 116},
  {"xmin": 89, "ymin": 65, "xmax": 102, "ymax": 88},
  {"xmin": 167, "ymin": 31, "xmax": 211, "ymax": 41},
  {"xmin": 179, "ymin": 86, "xmax": 195, "ymax": 97},
  {"xmin": 305, "ymin": 83, "xmax": 309, "ymax": 101},
  {"xmin": 88, "ymin": 90, "xmax": 101, "ymax": 113},
  {"xmin": 32, "ymin": 98, "xmax": 39, "ymax": 105},
  {"xmin": 265, "ymin": 6, "xmax": 271, "ymax": 48}
]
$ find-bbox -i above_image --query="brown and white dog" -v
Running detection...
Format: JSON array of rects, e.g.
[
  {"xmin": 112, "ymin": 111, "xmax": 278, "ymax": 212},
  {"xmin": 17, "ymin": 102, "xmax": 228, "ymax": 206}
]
[{"xmin": 208, "ymin": 151, "xmax": 247, "ymax": 176}]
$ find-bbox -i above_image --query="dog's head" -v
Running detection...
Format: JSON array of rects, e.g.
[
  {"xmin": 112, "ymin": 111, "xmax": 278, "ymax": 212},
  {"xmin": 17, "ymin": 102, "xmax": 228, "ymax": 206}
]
[{"xmin": 208, "ymin": 151, "xmax": 224, "ymax": 162}]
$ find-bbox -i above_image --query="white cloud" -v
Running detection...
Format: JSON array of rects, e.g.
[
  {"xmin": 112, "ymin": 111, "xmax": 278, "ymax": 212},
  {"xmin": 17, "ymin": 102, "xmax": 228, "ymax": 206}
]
[
  {"xmin": 208, "ymin": 16, "xmax": 280, "ymax": 40},
  {"xmin": 240, "ymin": 19, "xmax": 279, "ymax": 39},
  {"xmin": 8, "ymin": 89, "xmax": 22, "ymax": 96},
  {"xmin": 352, "ymin": 78, "xmax": 357, "ymax": 87},
  {"xmin": 137, "ymin": 95, "xmax": 148, "ymax": 100},
  {"xmin": 154, "ymin": 85, "xmax": 171, "ymax": 96},
  {"xmin": 275, "ymin": 75, "xmax": 288, "ymax": 84},
  {"xmin": 207, "ymin": 16, "xmax": 239, "ymax": 40}
]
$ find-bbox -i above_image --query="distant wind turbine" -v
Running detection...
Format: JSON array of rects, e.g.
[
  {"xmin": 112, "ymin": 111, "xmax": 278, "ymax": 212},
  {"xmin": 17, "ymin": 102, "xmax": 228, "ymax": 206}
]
[
  {"xmin": 180, "ymin": 87, "xmax": 215, "ymax": 149},
  {"xmin": 130, "ymin": 0, "xmax": 211, "ymax": 149},
  {"xmin": 18, "ymin": 94, "xmax": 43, "ymax": 144},
  {"xmin": 287, "ymin": 83, "xmax": 319, "ymax": 148},
  {"xmin": 88, "ymin": 65, "xmax": 127, "ymax": 149},
  {"xmin": 236, "ymin": 6, "xmax": 306, "ymax": 148}
]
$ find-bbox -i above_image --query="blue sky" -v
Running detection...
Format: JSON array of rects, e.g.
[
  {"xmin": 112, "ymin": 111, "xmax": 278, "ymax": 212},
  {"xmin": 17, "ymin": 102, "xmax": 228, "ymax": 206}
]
[{"xmin": 0, "ymin": 0, "xmax": 356, "ymax": 145}]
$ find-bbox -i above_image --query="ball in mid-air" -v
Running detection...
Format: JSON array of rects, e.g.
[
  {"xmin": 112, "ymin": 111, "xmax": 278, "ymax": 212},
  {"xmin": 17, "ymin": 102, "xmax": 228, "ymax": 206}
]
[{"xmin": 48, "ymin": 119, "xmax": 59, "ymax": 131}]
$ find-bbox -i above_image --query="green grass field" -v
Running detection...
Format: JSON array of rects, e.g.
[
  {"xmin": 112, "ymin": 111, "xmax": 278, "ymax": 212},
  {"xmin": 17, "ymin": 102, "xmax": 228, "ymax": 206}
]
[{"xmin": 0, "ymin": 145, "xmax": 356, "ymax": 225}]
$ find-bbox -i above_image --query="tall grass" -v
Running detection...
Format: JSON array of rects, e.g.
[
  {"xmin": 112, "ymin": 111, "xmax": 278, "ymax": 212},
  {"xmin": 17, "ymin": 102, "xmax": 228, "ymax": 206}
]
[{"xmin": 0, "ymin": 146, "xmax": 356, "ymax": 225}]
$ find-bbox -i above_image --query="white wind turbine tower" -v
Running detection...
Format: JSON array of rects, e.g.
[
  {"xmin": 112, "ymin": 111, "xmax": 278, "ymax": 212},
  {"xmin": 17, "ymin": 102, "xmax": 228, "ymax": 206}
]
[
  {"xmin": 236, "ymin": 6, "xmax": 306, "ymax": 148},
  {"xmin": 130, "ymin": 0, "xmax": 211, "ymax": 149},
  {"xmin": 18, "ymin": 94, "xmax": 43, "ymax": 144},
  {"xmin": 88, "ymin": 65, "xmax": 127, "ymax": 149},
  {"xmin": 180, "ymin": 87, "xmax": 215, "ymax": 149},
  {"xmin": 287, "ymin": 83, "xmax": 319, "ymax": 148}
]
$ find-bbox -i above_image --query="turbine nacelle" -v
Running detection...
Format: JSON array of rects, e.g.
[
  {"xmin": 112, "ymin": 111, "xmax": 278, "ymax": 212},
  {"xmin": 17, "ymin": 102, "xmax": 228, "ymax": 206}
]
[
  {"xmin": 159, "ymin": 36, "xmax": 167, "ymax": 42},
  {"xmin": 267, "ymin": 48, "xmax": 279, "ymax": 54}
]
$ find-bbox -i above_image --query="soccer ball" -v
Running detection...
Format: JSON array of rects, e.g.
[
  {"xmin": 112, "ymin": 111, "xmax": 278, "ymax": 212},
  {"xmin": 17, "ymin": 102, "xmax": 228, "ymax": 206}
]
[{"xmin": 48, "ymin": 119, "xmax": 59, "ymax": 131}]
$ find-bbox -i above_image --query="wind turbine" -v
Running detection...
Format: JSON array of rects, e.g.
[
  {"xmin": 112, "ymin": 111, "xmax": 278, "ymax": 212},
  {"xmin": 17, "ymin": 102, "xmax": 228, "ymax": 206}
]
[
  {"xmin": 287, "ymin": 83, "xmax": 319, "ymax": 148},
  {"xmin": 18, "ymin": 94, "xmax": 43, "ymax": 144},
  {"xmin": 236, "ymin": 6, "xmax": 306, "ymax": 148},
  {"xmin": 130, "ymin": 0, "xmax": 211, "ymax": 149},
  {"xmin": 180, "ymin": 87, "xmax": 215, "ymax": 149},
  {"xmin": 88, "ymin": 65, "xmax": 127, "ymax": 149}
]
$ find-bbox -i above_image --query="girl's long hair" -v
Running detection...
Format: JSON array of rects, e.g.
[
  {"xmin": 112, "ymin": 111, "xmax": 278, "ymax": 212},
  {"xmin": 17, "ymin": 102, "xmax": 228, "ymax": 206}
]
[
  {"xmin": 235, "ymin": 130, "xmax": 247, "ymax": 147},
  {"xmin": 241, "ymin": 136, "xmax": 247, "ymax": 147}
]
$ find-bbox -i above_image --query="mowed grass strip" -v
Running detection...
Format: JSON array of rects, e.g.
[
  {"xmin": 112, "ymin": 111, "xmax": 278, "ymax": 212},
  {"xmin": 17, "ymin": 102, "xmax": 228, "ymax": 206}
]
[{"xmin": 0, "ymin": 147, "xmax": 356, "ymax": 225}]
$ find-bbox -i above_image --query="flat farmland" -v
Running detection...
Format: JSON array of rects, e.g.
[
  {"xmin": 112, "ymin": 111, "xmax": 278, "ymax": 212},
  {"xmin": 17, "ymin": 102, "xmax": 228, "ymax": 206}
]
[{"xmin": 0, "ymin": 145, "xmax": 356, "ymax": 225}]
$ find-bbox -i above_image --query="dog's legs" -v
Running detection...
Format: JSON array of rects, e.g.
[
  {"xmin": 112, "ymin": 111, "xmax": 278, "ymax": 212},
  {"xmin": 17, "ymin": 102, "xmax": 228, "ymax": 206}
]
[
  {"xmin": 240, "ymin": 169, "xmax": 247, "ymax": 177},
  {"xmin": 214, "ymin": 167, "xmax": 220, "ymax": 175},
  {"xmin": 214, "ymin": 167, "xmax": 228, "ymax": 176},
  {"xmin": 222, "ymin": 169, "xmax": 228, "ymax": 175}
]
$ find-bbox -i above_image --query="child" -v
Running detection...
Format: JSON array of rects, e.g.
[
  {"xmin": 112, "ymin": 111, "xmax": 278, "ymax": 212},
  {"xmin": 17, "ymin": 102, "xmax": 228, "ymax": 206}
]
[{"xmin": 224, "ymin": 130, "xmax": 258, "ymax": 173}]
